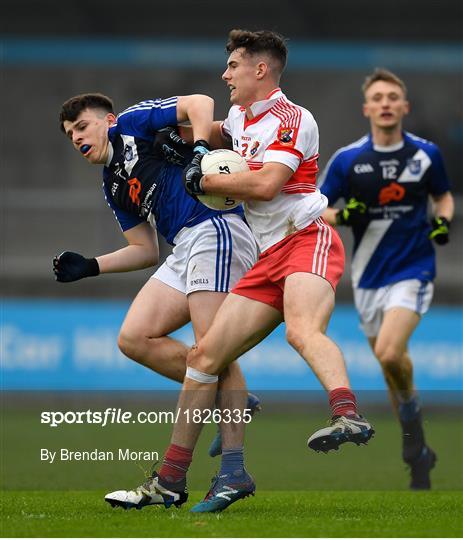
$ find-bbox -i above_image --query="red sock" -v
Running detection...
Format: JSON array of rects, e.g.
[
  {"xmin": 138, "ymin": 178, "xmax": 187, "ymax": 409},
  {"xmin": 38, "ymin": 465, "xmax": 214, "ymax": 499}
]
[
  {"xmin": 159, "ymin": 444, "xmax": 193, "ymax": 482},
  {"xmin": 329, "ymin": 387, "xmax": 358, "ymax": 417}
]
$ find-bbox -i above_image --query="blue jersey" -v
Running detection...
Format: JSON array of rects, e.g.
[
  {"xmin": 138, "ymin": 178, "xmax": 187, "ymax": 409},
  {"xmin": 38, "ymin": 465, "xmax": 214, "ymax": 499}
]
[
  {"xmin": 102, "ymin": 97, "xmax": 243, "ymax": 245},
  {"xmin": 319, "ymin": 132, "xmax": 450, "ymax": 289}
]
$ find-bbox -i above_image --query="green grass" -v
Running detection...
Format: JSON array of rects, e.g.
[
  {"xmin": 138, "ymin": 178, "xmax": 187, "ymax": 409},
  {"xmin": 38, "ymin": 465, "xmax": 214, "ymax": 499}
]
[
  {"xmin": 1, "ymin": 490, "xmax": 462, "ymax": 537},
  {"xmin": 1, "ymin": 395, "xmax": 462, "ymax": 536}
]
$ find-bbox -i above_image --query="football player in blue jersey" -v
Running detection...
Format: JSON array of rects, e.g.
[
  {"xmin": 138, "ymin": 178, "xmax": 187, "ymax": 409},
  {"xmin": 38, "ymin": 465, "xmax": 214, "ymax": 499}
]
[
  {"xmin": 55, "ymin": 92, "xmax": 260, "ymax": 509},
  {"xmin": 319, "ymin": 68, "xmax": 454, "ymax": 490}
]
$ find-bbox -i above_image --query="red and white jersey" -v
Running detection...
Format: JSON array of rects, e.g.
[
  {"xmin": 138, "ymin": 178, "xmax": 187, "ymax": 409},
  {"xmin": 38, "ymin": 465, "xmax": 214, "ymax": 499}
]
[{"xmin": 222, "ymin": 88, "xmax": 327, "ymax": 252}]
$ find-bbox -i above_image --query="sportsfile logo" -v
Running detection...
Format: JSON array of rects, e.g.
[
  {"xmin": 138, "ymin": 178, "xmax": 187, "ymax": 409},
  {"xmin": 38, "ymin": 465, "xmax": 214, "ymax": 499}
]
[{"xmin": 40, "ymin": 408, "xmax": 253, "ymax": 427}]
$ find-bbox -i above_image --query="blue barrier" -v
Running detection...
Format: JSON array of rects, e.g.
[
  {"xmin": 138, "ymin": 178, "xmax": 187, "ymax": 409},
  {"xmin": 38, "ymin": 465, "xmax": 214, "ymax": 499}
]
[
  {"xmin": 1, "ymin": 299, "xmax": 462, "ymax": 391},
  {"xmin": 3, "ymin": 38, "xmax": 462, "ymax": 72}
]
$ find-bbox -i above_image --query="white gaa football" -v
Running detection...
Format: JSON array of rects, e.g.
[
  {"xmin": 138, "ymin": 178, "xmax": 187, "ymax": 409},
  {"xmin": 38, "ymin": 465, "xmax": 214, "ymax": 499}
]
[{"xmin": 198, "ymin": 149, "xmax": 248, "ymax": 210}]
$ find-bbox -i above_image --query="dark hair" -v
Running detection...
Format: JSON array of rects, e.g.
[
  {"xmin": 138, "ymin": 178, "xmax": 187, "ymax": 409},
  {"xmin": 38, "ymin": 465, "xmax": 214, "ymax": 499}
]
[
  {"xmin": 59, "ymin": 93, "xmax": 114, "ymax": 132},
  {"xmin": 226, "ymin": 29, "xmax": 288, "ymax": 75},
  {"xmin": 362, "ymin": 68, "xmax": 407, "ymax": 96}
]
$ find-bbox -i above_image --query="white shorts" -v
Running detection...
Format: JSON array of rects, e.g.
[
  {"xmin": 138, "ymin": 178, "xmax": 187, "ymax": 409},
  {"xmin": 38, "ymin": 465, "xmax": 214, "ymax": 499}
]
[
  {"xmin": 152, "ymin": 214, "xmax": 258, "ymax": 295},
  {"xmin": 353, "ymin": 279, "xmax": 434, "ymax": 338}
]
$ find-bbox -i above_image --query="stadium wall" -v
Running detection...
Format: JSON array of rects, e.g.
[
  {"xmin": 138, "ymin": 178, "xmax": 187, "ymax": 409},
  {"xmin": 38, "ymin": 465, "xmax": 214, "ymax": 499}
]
[{"xmin": 2, "ymin": 300, "xmax": 462, "ymax": 393}]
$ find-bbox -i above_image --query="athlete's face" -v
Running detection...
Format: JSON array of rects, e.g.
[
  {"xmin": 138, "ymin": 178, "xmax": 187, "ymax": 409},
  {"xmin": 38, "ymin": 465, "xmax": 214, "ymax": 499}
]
[
  {"xmin": 222, "ymin": 48, "xmax": 263, "ymax": 107},
  {"xmin": 63, "ymin": 109, "xmax": 115, "ymax": 164},
  {"xmin": 363, "ymin": 81, "xmax": 409, "ymax": 131}
]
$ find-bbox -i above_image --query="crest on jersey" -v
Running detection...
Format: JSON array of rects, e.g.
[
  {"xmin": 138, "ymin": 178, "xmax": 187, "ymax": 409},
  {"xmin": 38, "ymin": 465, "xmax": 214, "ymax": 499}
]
[
  {"xmin": 123, "ymin": 144, "xmax": 134, "ymax": 162},
  {"xmin": 407, "ymin": 158, "xmax": 421, "ymax": 175},
  {"xmin": 278, "ymin": 127, "xmax": 297, "ymax": 147},
  {"xmin": 250, "ymin": 141, "xmax": 260, "ymax": 156}
]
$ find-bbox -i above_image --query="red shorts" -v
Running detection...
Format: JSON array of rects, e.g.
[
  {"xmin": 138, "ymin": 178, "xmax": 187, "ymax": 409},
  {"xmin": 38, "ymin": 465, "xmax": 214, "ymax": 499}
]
[{"xmin": 232, "ymin": 217, "xmax": 345, "ymax": 313}]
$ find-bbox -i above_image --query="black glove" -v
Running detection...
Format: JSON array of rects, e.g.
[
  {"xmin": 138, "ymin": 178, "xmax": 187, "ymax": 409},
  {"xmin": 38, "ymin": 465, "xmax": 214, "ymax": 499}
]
[
  {"xmin": 183, "ymin": 153, "xmax": 205, "ymax": 198},
  {"xmin": 153, "ymin": 127, "xmax": 190, "ymax": 167},
  {"xmin": 429, "ymin": 216, "xmax": 450, "ymax": 245},
  {"xmin": 192, "ymin": 139, "xmax": 210, "ymax": 156},
  {"xmin": 336, "ymin": 198, "xmax": 367, "ymax": 226},
  {"xmin": 53, "ymin": 251, "xmax": 100, "ymax": 282},
  {"xmin": 182, "ymin": 140, "xmax": 211, "ymax": 199}
]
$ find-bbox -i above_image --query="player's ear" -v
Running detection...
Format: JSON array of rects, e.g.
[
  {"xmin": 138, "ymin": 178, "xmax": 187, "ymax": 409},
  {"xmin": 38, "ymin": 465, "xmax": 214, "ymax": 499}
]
[
  {"xmin": 256, "ymin": 61, "xmax": 268, "ymax": 80},
  {"xmin": 403, "ymin": 100, "xmax": 410, "ymax": 116},
  {"xmin": 107, "ymin": 113, "xmax": 117, "ymax": 127},
  {"xmin": 362, "ymin": 102, "xmax": 370, "ymax": 118}
]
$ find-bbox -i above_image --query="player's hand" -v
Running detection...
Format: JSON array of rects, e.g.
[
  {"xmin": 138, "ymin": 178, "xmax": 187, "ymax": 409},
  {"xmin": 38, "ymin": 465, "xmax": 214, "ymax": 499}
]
[
  {"xmin": 153, "ymin": 127, "xmax": 189, "ymax": 167},
  {"xmin": 429, "ymin": 216, "xmax": 450, "ymax": 245},
  {"xmin": 182, "ymin": 140, "xmax": 210, "ymax": 199},
  {"xmin": 183, "ymin": 153, "xmax": 205, "ymax": 198},
  {"xmin": 192, "ymin": 139, "xmax": 210, "ymax": 156},
  {"xmin": 336, "ymin": 198, "xmax": 367, "ymax": 226},
  {"xmin": 53, "ymin": 251, "xmax": 100, "ymax": 282}
]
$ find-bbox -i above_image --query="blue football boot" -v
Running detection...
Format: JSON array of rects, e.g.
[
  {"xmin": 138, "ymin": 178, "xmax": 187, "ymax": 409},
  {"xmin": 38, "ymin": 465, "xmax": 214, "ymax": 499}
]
[
  {"xmin": 409, "ymin": 446, "xmax": 437, "ymax": 490},
  {"xmin": 190, "ymin": 469, "xmax": 255, "ymax": 513}
]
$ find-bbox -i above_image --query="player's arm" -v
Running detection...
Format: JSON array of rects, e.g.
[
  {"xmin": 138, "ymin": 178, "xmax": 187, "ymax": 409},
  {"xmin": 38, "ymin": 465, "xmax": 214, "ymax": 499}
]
[
  {"xmin": 176, "ymin": 120, "xmax": 231, "ymax": 150},
  {"xmin": 53, "ymin": 222, "xmax": 159, "ymax": 282},
  {"xmin": 318, "ymin": 152, "xmax": 365, "ymax": 227},
  {"xmin": 210, "ymin": 121, "xmax": 233, "ymax": 149},
  {"xmin": 322, "ymin": 208, "xmax": 340, "ymax": 227},
  {"xmin": 176, "ymin": 95, "xmax": 213, "ymax": 148},
  {"xmin": 200, "ymin": 161, "xmax": 294, "ymax": 201},
  {"xmin": 430, "ymin": 190, "xmax": 454, "ymax": 222},
  {"xmin": 429, "ymin": 190, "xmax": 454, "ymax": 245},
  {"xmin": 97, "ymin": 222, "xmax": 159, "ymax": 272}
]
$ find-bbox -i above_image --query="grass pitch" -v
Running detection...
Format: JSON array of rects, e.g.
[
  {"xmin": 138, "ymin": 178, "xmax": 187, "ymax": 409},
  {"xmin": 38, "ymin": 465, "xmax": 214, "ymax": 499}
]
[
  {"xmin": 2, "ymin": 490, "xmax": 462, "ymax": 537},
  {"xmin": 1, "ymin": 394, "xmax": 462, "ymax": 536}
]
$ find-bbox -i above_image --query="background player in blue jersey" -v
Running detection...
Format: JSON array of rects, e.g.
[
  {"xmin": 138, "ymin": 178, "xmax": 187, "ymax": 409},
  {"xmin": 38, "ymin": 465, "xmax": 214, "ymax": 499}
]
[
  {"xmin": 55, "ymin": 92, "xmax": 259, "ymax": 508},
  {"xmin": 319, "ymin": 69, "xmax": 454, "ymax": 490}
]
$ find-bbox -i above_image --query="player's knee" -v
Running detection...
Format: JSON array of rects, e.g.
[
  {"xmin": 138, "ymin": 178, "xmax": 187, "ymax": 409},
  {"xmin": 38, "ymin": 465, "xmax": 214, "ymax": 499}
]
[
  {"xmin": 118, "ymin": 328, "xmax": 146, "ymax": 360},
  {"xmin": 286, "ymin": 326, "xmax": 316, "ymax": 356},
  {"xmin": 374, "ymin": 343, "xmax": 403, "ymax": 369},
  {"xmin": 187, "ymin": 343, "xmax": 220, "ymax": 375},
  {"xmin": 118, "ymin": 330, "xmax": 132, "ymax": 356}
]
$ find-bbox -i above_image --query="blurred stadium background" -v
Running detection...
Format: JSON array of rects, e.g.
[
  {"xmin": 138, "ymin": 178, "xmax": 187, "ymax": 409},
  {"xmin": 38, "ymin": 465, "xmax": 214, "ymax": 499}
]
[{"xmin": 1, "ymin": 0, "xmax": 462, "ymax": 394}]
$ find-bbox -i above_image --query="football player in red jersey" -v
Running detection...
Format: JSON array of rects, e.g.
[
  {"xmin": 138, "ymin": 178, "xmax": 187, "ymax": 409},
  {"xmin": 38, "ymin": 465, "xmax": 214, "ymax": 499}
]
[{"xmin": 139, "ymin": 30, "xmax": 375, "ymax": 514}]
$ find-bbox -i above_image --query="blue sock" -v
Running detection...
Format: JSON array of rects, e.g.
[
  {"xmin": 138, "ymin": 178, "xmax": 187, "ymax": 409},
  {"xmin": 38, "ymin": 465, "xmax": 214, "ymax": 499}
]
[
  {"xmin": 399, "ymin": 395, "xmax": 420, "ymax": 423},
  {"xmin": 219, "ymin": 447, "xmax": 244, "ymax": 475}
]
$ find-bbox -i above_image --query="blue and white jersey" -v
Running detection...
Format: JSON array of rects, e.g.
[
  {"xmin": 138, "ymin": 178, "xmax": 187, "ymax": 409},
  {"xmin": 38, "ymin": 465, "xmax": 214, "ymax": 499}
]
[
  {"xmin": 102, "ymin": 97, "xmax": 243, "ymax": 245},
  {"xmin": 318, "ymin": 132, "xmax": 451, "ymax": 289}
]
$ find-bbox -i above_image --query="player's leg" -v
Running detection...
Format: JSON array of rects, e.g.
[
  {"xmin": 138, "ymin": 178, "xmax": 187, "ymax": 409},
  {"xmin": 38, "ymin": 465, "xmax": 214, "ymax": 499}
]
[
  {"xmin": 188, "ymin": 290, "xmax": 248, "ymax": 451},
  {"xmin": 187, "ymin": 286, "xmax": 262, "ymax": 457},
  {"xmin": 372, "ymin": 307, "xmax": 419, "ymax": 408},
  {"xmin": 283, "ymin": 272, "xmax": 374, "ymax": 451},
  {"xmin": 157, "ymin": 292, "xmax": 282, "ymax": 511},
  {"xmin": 187, "ymin": 290, "xmax": 254, "ymax": 512},
  {"xmin": 105, "ymin": 277, "xmax": 192, "ymax": 509},
  {"xmin": 117, "ymin": 276, "xmax": 190, "ymax": 382},
  {"xmin": 172, "ymin": 292, "xmax": 281, "ymax": 444},
  {"xmin": 373, "ymin": 303, "xmax": 436, "ymax": 489}
]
